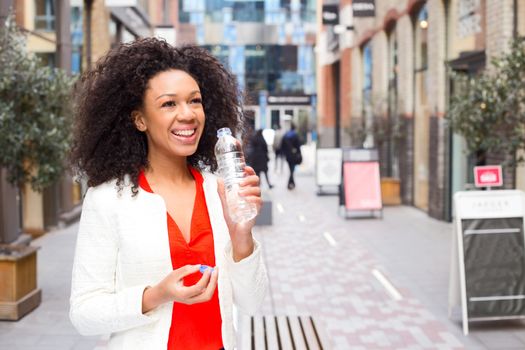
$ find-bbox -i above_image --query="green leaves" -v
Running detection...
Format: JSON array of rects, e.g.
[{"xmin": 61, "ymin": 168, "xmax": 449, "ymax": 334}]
[
  {"xmin": 447, "ymin": 39, "xmax": 525, "ymax": 166},
  {"xmin": 0, "ymin": 14, "xmax": 76, "ymax": 191}
]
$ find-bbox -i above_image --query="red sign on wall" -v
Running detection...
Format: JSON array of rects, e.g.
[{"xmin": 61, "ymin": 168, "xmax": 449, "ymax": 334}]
[{"xmin": 474, "ymin": 165, "xmax": 503, "ymax": 188}]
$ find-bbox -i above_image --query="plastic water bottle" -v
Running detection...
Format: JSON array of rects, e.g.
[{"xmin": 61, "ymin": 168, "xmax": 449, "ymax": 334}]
[{"xmin": 215, "ymin": 127, "xmax": 257, "ymax": 223}]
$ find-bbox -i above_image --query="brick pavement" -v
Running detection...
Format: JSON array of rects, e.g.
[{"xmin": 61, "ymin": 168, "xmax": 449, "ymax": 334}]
[
  {"xmin": 248, "ymin": 167, "xmax": 525, "ymax": 350},
  {"xmin": 2, "ymin": 168, "xmax": 525, "ymax": 349}
]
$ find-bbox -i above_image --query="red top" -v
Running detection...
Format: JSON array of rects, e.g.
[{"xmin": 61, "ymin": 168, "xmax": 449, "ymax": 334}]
[{"xmin": 139, "ymin": 168, "xmax": 223, "ymax": 350}]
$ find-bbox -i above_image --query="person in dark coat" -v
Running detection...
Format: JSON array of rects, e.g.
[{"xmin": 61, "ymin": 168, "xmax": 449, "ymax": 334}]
[
  {"xmin": 281, "ymin": 123, "xmax": 302, "ymax": 190},
  {"xmin": 247, "ymin": 129, "xmax": 273, "ymax": 189},
  {"xmin": 272, "ymin": 124, "xmax": 285, "ymax": 174}
]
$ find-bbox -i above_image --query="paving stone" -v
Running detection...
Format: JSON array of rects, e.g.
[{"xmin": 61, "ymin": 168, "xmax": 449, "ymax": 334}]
[{"xmin": 2, "ymin": 168, "xmax": 525, "ymax": 349}]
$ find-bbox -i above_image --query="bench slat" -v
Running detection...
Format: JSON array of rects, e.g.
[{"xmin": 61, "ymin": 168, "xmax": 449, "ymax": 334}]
[
  {"xmin": 265, "ymin": 316, "xmax": 280, "ymax": 350},
  {"xmin": 254, "ymin": 316, "xmax": 266, "ymax": 350},
  {"xmin": 288, "ymin": 316, "xmax": 307, "ymax": 349},
  {"xmin": 277, "ymin": 315, "xmax": 294, "ymax": 350},
  {"xmin": 309, "ymin": 317, "xmax": 331, "ymax": 350},
  {"xmin": 299, "ymin": 316, "xmax": 322, "ymax": 350}
]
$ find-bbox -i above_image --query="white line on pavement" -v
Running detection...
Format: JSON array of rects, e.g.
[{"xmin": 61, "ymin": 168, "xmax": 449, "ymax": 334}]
[
  {"xmin": 372, "ymin": 268, "xmax": 403, "ymax": 301},
  {"xmin": 323, "ymin": 232, "xmax": 337, "ymax": 247},
  {"xmin": 276, "ymin": 203, "xmax": 284, "ymax": 214},
  {"xmin": 298, "ymin": 214, "xmax": 306, "ymax": 222}
]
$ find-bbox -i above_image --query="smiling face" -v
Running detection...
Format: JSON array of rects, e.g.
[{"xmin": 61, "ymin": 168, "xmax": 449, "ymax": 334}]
[{"xmin": 132, "ymin": 69, "xmax": 205, "ymax": 163}]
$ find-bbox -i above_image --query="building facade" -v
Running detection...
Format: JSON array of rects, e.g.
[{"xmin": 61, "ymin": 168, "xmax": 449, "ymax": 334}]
[
  {"xmin": 323, "ymin": 0, "xmax": 525, "ymax": 221},
  {"xmin": 0, "ymin": 0, "xmax": 175, "ymax": 235},
  {"xmin": 177, "ymin": 0, "xmax": 317, "ymax": 137}
]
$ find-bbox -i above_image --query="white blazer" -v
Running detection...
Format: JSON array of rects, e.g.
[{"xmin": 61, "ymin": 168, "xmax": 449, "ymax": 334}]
[{"xmin": 70, "ymin": 172, "xmax": 268, "ymax": 350}]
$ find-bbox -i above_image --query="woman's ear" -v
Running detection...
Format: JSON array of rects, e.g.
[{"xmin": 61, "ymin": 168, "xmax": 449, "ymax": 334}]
[{"xmin": 132, "ymin": 111, "xmax": 147, "ymax": 132}]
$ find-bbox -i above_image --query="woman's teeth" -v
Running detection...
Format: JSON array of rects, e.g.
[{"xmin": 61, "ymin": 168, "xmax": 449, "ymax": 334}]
[{"xmin": 172, "ymin": 129, "xmax": 195, "ymax": 137}]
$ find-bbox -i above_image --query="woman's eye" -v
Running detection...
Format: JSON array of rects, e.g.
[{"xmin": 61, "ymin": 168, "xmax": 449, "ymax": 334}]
[
  {"xmin": 162, "ymin": 101, "xmax": 176, "ymax": 108},
  {"xmin": 191, "ymin": 98, "xmax": 202, "ymax": 104}
]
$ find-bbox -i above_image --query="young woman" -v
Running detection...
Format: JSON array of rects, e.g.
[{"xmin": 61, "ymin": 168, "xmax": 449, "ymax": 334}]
[{"xmin": 69, "ymin": 38, "xmax": 267, "ymax": 350}]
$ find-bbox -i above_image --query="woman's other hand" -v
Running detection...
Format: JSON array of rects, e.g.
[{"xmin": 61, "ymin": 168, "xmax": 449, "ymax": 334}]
[
  {"xmin": 217, "ymin": 166, "xmax": 262, "ymax": 262},
  {"xmin": 142, "ymin": 264, "xmax": 218, "ymax": 313}
]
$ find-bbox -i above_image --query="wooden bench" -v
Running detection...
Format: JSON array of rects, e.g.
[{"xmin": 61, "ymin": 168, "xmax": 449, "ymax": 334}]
[{"xmin": 240, "ymin": 315, "xmax": 329, "ymax": 350}]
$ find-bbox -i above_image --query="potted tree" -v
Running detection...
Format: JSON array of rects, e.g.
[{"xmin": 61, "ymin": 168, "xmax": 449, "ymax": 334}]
[
  {"xmin": 346, "ymin": 94, "xmax": 403, "ymax": 205},
  {"xmin": 0, "ymin": 14, "xmax": 75, "ymax": 320},
  {"xmin": 448, "ymin": 39, "xmax": 525, "ymax": 188}
]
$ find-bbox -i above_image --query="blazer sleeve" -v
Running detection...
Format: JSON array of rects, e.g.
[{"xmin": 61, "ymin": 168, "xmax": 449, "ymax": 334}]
[
  {"xmin": 224, "ymin": 239, "xmax": 268, "ymax": 315},
  {"xmin": 69, "ymin": 187, "xmax": 156, "ymax": 336}
]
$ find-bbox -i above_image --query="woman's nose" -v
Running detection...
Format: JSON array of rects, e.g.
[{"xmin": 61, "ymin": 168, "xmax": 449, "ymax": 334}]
[{"xmin": 177, "ymin": 103, "xmax": 195, "ymax": 120}]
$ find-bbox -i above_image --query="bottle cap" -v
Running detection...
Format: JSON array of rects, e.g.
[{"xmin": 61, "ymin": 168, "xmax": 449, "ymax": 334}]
[
  {"xmin": 199, "ymin": 265, "xmax": 214, "ymax": 273},
  {"xmin": 217, "ymin": 127, "xmax": 232, "ymax": 137}
]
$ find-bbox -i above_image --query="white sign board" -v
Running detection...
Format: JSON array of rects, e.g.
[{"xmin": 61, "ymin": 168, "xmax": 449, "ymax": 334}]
[
  {"xmin": 316, "ymin": 148, "xmax": 343, "ymax": 187},
  {"xmin": 450, "ymin": 190, "xmax": 525, "ymax": 335}
]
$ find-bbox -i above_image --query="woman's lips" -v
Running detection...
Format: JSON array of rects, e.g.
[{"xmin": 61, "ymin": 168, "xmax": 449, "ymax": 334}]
[{"xmin": 170, "ymin": 128, "xmax": 198, "ymax": 144}]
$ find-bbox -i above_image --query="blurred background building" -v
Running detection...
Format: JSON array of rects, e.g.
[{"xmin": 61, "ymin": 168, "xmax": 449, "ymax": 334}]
[
  {"xmin": 2, "ymin": 0, "xmax": 525, "ymax": 237},
  {"xmin": 177, "ymin": 0, "xmax": 317, "ymax": 138},
  {"xmin": 0, "ymin": 0, "xmax": 317, "ymax": 237},
  {"xmin": 317, "ymin": 0, "xmax": 525, "ymax": 222}
]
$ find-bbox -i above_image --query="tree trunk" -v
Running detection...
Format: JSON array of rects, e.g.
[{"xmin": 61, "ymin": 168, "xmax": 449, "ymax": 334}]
[{"xmin": 0, "ymin": 168, "xmax": 21, "ymax": 244}]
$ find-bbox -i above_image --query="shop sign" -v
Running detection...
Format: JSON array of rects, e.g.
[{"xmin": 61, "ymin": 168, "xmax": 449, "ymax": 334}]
[
  {"xmin": 322, "ymin": 4, "xmax": 339, "ymax": 25},
  {"xmin": 267, "ymin": 95, "xmax": 311, "ymax": 105},
  {"xmin": 352, "ymin": 0, "xmax": 375, "ymax": 17},
  {"xmin": 474, "ymin": 165, "xmax": 503, "ymax": 188}
]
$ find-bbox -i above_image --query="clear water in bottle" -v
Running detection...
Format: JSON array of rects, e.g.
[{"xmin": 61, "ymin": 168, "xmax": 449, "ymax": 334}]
[{"xmin": 215, "ymin": 127, "xmax": 257, "ymax": 223}]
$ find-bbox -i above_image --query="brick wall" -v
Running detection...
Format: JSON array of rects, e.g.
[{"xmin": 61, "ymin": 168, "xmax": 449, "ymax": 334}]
[
  {"xmin": 82, "ymin": 0, "xmax": 110, "ymax": 70},
  {"xmin": 427, "ymin": 0, "xmax": 447, "ymax": 114},
  {"xmin": 396, "ymin": 15, "xmax": 414, "ymax": 117},
  {"xmin": 485, "ymin": 0, "xmax": 514, "ymax": 60},
  {"xmin": 345, "ymin": 0, "xmax": 523, "ymax": 218}
]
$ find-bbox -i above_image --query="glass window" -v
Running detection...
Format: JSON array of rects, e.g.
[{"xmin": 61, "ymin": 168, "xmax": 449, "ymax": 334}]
[
  {"xmin": 233, "ymin": 2, "xmax": 264, "ymax": 22},
  {"xmin": 204, "ymin": 45, "xmax": 230, "ymax": 68},
  {"xmin": 178, "ymin": 1, "xmax": 190, "ymax": 22},
  {"xmin": 71, "ymin": 6, "xmax": 83, "ymax": 74},
  {"xmin": 362, "ymin": 43, "xmax": 373, "ymax": 92},
  {"xmin": 267, "ymin": 73, "xmax": 281, "ymax": 92},
  {"xmin": 35, "ymin": 0, "xmax": 55, "ymax": 31},
  {"xmin": 416, "ymin": 5, "xmax": 428, "ymax": 70},
  {"xmin": 267, "ymin": 45, "xmax": 297, "ymax": 73},
  {"xmin": 35, "ymin": 52, "xmax": 56, "ymax": 67},
  {"xmin": 271, "ymin": 110, "xmax": 280, "ymax": 128},
  {"xmin": 278, "ymin": 71, "xmax": 302, "ymax": 92},
  {"xmin": 245, "ymin": 45, "xmax": 266, "ymax": 74},
  {"xmin": 246, "ymin": 73, "xmax": 267, "ymax": 93}
]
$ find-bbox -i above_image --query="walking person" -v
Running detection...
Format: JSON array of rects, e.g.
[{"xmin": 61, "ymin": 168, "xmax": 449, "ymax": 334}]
[
  {"xmin": 69, "ymin": 38, "xmax": 267, "ymax": 350},
  {"xmin": 281, "ymin": 123, "xmax": 302, "ymax": 190},
  {"xmin": 247, "ymin": 129, "xmax": 273, "ymax": 189},
  {"xmin": 272, "ymin": 124, "xmax": 285, "ymax": 173}
]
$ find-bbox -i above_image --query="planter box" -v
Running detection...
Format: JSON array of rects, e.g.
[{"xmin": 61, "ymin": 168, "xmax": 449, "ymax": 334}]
[
  {"xmin": 0, "ymin": 244, "xmax": 41, "ymax": 320},
  {"xmin": 381, "ymin": 177, "xmax": 401, "ymax": 206}
]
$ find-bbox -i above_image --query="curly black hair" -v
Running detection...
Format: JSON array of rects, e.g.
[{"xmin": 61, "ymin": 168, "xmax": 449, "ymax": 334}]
[{"xmin": 70, "ymin": 38, "xmax": 246, "ymax": 192}]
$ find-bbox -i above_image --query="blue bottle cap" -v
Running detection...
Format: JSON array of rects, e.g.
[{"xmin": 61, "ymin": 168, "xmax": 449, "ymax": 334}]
[{"xmin": 199, "ymin": 265, "xmax": 214, "ymax": 274}]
